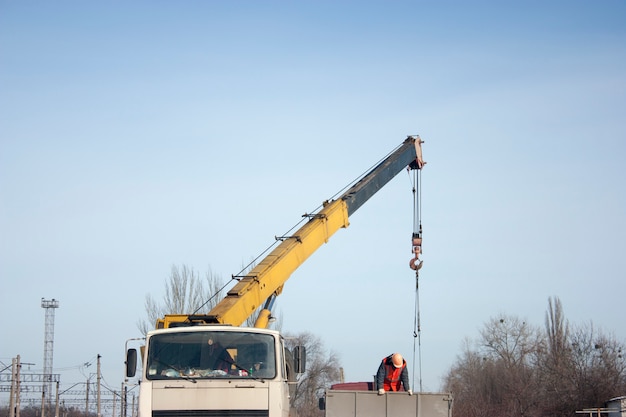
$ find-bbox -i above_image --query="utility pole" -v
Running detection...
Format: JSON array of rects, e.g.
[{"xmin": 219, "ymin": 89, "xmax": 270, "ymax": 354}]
[
  {"xmin": 111, "ymin": 390, "xmax": 117, "ymax": 417},
  {"xmin": 9, "ymin": 356, "xmax": 18, "ymax": 417},
  {"xmin": 54, "ymin": 381, "xmax": 59, "ymax": 417},
  {"xmin": 97, "ymin": 355, "xmax": 102, "ymax": 417},
  {"xmin": 122, "ymin": 383, "xmax": 127, "ymax": 417},
  {"xmin": 15, "ymin": 357, "xmax": 22, "ymax": 417},
  {"xmin": 85, "ymin": 379, "xmax": 90, "ymax": 416},
  {"xmin": 41, "ymin": 381, "xmax": 45, "ymax": 417}
]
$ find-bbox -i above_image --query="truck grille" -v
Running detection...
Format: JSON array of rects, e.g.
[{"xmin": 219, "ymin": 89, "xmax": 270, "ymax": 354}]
[{"xmin": 153, "ymin": 410, "xmax": 268, "ymax": 417}]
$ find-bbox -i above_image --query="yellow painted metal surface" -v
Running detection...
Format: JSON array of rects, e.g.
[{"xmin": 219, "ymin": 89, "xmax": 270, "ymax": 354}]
[{"xmin": 208, "ymin": 199, "xmax": 350, "ymax": 326}]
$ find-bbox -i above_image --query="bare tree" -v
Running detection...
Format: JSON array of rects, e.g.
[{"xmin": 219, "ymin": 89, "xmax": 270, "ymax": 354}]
[
  {"xmin": 444, "ymin": 298, "xmax": 626, "ymax": 417},
  {"xmin": 568, "ymin": 323, "xmax": 626, "ymax": 407},
  {"xmin": 138, "ymin": 264, "xmax": 225, "ymax": 334},
  {"xmin": 0, "ymin": 405, "xmax": 97, "ymax": 417},
  {"xmin": 445, "ymin": 338, "xmax": 496, "ymax": 417},
  {"xmin": 536, "ymin": 298, "xmax": 626, "ymax": 416},
  {"xmin": 447, "ymin": 315, "xmax": 546, "ymax": 417},
  {"xmin": 538, "ymin": 296, "xmax": 575, "ymax": 416},
  {"xmin": 460, "ymin": 315, "xmax": 541, "ymax": 417},
  {"xmin": 284, "ymin": 332, "xmax": 342, "ymax": 417},
  {"xmin": 545, "ymin": 296, "xmax": 569, "ymax": 359}
]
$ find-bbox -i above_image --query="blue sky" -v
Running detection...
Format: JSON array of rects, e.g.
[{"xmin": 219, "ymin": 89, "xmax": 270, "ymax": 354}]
[{"xmin": 1, "ymin": 0, "xmax": 625, "ymax": 401}]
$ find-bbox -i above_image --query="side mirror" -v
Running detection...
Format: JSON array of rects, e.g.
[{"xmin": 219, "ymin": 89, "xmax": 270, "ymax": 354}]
[
  {"xmin": 293, "ymin": 345, "xmax": 306, "ymax": 374},
  {"xmin": 126, "ymin": 348, "xmax": 137, "ymax": 378},
  {"xmin": 318, "ymin": 397, "xmax": 326, "ymax": 411}
]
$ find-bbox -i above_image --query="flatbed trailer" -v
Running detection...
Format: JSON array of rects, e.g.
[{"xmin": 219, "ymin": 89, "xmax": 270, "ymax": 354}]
[{"xmin": 320, "ymin": 383, "xmax": 452, "ymax": 417}]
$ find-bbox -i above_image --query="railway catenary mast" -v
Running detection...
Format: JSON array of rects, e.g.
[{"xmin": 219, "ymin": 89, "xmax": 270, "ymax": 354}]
[{"xmin": 41, "ymin": 298, "xmax": 59, "ymax": 417}]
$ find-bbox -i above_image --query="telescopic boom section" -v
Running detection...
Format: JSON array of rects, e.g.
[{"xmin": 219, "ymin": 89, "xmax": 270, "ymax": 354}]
[
  {"xmin": 205, "ymin": 136, "xmax": 425, "ymax": 327},
  {"xmin": 342, "ymin": 136, "xmax": 424, "ymax": 216}
]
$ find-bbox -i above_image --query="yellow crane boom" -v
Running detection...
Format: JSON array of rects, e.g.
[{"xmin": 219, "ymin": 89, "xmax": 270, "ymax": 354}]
[{"xmin": 158, "ymin": 135, "xmax": 424, "ymax": 329}]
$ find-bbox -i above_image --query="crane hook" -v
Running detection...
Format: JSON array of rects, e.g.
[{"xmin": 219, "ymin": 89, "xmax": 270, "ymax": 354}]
[
  {"xmin": 409, "ymin": 257, "xmax": 423, "ymax": 271},
  {"xmin": 409, "ymin": 233, "xmax": 423, "ymax": 271}
]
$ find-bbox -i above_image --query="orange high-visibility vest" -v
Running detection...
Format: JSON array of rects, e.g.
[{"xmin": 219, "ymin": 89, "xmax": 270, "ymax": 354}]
[{"xmin": 382, "ymin": 357, "xmax": 405, "ymax": 391}]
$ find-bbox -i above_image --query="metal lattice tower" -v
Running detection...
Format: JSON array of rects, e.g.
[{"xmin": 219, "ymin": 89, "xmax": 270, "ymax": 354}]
[{"xmin": 41, "ymin": 298, "xmax": 59, "ymax": 410}]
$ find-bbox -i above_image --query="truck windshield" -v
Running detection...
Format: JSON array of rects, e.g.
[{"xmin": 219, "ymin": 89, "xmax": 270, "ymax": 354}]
[{"xmin": 146, "ymin": 331, "xmax": 276, "ymax": 380}]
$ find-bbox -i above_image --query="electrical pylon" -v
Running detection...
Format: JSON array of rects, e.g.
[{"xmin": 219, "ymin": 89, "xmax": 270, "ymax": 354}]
[{"xmin": 41, "ymin": 298, "xmax": 59, "ymax": 416}]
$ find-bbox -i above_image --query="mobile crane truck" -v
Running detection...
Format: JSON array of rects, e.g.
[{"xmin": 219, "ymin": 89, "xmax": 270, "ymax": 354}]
[{"xmin": 125, "ymin": 135, "xmax": 451, "ymax": 416}]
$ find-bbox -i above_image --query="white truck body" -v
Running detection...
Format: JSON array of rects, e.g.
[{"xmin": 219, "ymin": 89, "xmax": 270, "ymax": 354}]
[{"xmin": 133, "ymin": 326, "xmax": 298, "ymax": 417}]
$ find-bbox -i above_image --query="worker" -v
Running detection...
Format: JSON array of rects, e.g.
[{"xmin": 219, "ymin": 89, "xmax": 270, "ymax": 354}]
[
  {"xmin": 200, "ymin": 337, "xmax": 233, "ymax": 373},
  {"xmin": 376, "ymin": 353, "xmax": 412, "ymax": 395},
  {"xmin": 250, "ymin": 361, "xmax": 262, "ymax": 373}
]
